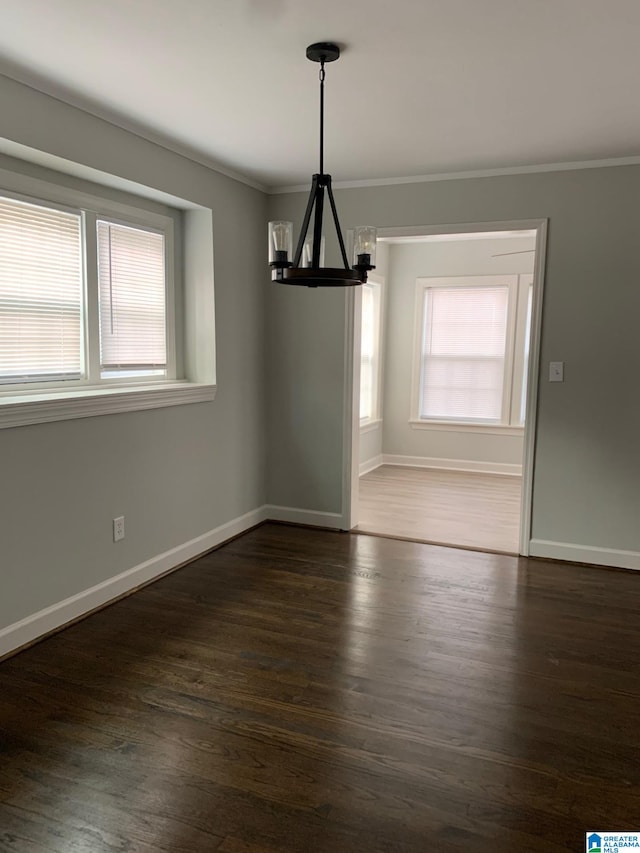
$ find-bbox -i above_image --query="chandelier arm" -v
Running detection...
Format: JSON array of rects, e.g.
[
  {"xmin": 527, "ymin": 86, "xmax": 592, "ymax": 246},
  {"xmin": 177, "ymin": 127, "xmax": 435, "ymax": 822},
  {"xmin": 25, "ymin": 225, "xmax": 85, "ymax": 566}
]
[
  {"xmin": 326, "ymin": 178, "xmax": 350, "ymax": 269},
  {"xmin": 292, "ymin": 174, "xmax": 320, "ymax": 267},
  {"xmin": 312, "ymin": 184, "xmax": 325, "ymax": 268}
]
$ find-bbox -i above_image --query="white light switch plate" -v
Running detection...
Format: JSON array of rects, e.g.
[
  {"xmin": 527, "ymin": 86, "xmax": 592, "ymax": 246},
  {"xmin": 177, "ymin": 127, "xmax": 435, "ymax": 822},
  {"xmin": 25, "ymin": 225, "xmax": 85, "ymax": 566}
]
[{"xmin": 549, "ymin": 361, "xmax": 564, "ymax": 382}]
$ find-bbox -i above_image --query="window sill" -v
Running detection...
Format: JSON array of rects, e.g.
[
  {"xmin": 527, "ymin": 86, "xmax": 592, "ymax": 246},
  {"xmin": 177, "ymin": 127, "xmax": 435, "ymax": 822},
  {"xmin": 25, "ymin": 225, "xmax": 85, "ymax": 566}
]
[
  {"xmin": 360, "ymin": 418, "xmax": 382, "ymax": 434},
  {"xmin": 0, "ymin": 382, "xmax": 217, "ymax": 429},
  {"xmin": 409, "ymin": 419, "xmax": 524, "ymax": 436}
]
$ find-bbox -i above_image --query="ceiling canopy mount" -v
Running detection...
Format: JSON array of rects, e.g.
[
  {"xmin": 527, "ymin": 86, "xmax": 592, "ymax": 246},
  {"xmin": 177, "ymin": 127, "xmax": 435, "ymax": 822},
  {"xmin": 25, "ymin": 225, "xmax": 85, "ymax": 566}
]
[{"xmin": 305, "ymin": 42, "xmax": 341, "ymax": 63}]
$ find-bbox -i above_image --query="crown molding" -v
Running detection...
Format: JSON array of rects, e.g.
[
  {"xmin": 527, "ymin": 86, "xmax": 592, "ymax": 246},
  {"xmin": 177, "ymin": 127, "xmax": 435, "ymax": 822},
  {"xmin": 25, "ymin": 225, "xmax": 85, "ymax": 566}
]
[{"xmin": 268, "ymin": 156, "xmax": 640, "ymax": 194}]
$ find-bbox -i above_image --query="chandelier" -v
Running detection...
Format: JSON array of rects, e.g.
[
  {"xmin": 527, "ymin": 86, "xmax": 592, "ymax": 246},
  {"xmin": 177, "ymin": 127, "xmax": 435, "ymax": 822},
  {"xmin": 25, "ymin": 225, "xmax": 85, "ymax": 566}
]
[{"xmin": 268, "ymin": 43, "xmax": 377, "ymax": 287}]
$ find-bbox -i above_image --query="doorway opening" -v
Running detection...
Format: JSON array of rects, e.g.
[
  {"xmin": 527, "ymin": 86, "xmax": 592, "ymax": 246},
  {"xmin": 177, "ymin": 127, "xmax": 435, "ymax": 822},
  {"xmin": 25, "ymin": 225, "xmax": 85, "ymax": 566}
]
[{"xmin": 345, "ymin": 220, "xmax": 547, "ymax": 555}]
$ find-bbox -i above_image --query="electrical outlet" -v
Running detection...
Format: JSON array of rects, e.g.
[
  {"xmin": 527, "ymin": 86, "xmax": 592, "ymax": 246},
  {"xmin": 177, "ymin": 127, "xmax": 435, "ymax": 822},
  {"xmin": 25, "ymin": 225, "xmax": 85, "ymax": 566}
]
[{"xmin": 113, "ymin": 516, "xmax": 125, "ymax": 542}]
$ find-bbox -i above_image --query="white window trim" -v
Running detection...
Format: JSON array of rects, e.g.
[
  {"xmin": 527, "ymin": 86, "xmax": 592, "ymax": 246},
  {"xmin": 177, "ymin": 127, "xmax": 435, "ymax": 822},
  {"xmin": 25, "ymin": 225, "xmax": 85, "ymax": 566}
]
[
  {"xmin": 408, "ymin": 419, "xmax": 524, "ymax": 436},
  {"xmin": 0, "ymin": 383, "xmax": 215, "ymax": 429},
  {"xmin": 360, "ymin": 418, "xmax": 382, "ymax": 434},
  {"xmin": 0, "ymin": 166, "xmax": 216, "ymax": 429},
  {"xmin": 359, "ymin": 273, "xmax": 384, "ymax": 428},
  {"xmin": 410, "ymin": 274, "xmax": 525, "ymax": 430}
]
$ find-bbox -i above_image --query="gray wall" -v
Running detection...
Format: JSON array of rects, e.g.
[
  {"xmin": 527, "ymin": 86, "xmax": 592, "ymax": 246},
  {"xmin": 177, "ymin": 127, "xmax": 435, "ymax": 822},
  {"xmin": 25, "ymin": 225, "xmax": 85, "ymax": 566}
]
[
  {"xmin": 267, "ymin": 167, "xmax": 640, "ymax": 551},
  {"xmin": 3, "ymin": 70, "xmax": 639, "ymax": 632},
  {"xmin": 382, "ymin": 235, "xmax": 534, "ymax": 467},
  {"xmin": 0, "ymin": 76, "xmax": 268, "ymax": 630},
  {"xmin": 266, "ymin": 283, "xmax": 346, "ymax": 512}
]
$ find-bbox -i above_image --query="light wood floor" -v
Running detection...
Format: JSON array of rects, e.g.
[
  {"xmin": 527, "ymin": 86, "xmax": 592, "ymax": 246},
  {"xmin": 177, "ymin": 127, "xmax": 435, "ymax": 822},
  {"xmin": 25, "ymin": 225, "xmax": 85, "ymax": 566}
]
[{"xmin": 356, "ymin": 465, "xmax": 522, "ymax": 553}]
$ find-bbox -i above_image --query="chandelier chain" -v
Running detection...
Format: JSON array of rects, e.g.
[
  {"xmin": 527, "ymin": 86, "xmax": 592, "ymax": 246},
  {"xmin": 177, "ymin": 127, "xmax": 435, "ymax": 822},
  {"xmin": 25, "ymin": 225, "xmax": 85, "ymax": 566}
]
[{"xmin": 319, "ymin": 60, "xmax": 325, "ymax": 175}]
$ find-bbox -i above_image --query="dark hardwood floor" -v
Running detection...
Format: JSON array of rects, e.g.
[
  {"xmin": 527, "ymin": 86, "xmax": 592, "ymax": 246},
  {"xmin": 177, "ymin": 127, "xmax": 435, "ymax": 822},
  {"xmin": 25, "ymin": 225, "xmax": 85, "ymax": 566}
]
[{"xmin": 1, "ymin": 523, "xmax": 639, "ymax": 852}]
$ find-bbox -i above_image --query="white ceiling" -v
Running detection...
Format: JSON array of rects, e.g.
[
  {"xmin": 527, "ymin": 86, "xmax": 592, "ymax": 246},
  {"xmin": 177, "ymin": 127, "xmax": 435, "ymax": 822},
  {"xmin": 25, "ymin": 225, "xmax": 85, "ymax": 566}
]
[{"xmin": 1, "ymin": 0, "xmax": 640, "ymax": 190}]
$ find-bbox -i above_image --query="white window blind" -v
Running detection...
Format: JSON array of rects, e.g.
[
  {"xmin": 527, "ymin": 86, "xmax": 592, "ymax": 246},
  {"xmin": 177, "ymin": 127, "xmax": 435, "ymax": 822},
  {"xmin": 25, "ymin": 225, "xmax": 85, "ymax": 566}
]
[
  {"xmin": 360, "ymin": 283, "xmax": 375, "ymax": 420},
  {"xmin": 97, "ymin": 220, "xmax": 167, "ymax": 377},
  {"xmin": 420, "ymin": 285, "xmax": 508, "ymax": 421},
  {"xmin": 0, "ymin": 195, "xmax": 82, "ymax": 384}
]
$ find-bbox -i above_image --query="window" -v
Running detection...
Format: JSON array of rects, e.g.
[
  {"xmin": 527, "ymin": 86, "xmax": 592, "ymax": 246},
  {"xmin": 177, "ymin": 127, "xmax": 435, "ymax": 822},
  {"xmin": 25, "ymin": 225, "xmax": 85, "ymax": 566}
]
[
  {"xmin": 359, "ymin": 278, "xmax": 383, "ymax": 424},
  {"xmin": 97, "ymin": 220, "xmax": 167, "ymax": 380},
  {"xmin": 0, "ymin": 191, "xmax": 173, "ymax": 392},
  {"xmin": 0, "ymin": 160, "xmax": 216, "ymax": 430},
  {"xmin": 0, "ymin": 196, "xmax": 83, "ymax": 385},
  {"xmin": 412, "ymin": 275, "xmax": 531, "ymax": 428}
]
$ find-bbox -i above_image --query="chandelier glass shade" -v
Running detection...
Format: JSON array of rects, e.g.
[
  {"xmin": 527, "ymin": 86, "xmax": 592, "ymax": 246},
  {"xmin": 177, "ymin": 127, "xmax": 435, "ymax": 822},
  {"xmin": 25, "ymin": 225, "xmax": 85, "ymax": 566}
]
[{"xmin": 268, "ymin": 43, "xmax": 376, "ymax": 287}]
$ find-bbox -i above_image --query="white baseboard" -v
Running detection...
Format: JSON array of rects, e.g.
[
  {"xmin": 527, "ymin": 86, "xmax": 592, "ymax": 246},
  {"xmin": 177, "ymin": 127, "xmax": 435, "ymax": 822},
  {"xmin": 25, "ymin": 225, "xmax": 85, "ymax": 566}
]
[
  {"xmin": 0, "ymin": 506, "xmax": 268, "ymax": 660},
  {"xmin": 382, "ymin": 454, "xmax": 522, "ymax": 477},
  {"xmin": 529, "ymin": 539, "xmax": 640, "ymax": 571},
  {"xmin": 264, "ymin": 504, "xmax": 344, "ymax": 529},
  {"xmin": 360, "ymin": 455, "xmax": 384, "ymax": 476}
]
